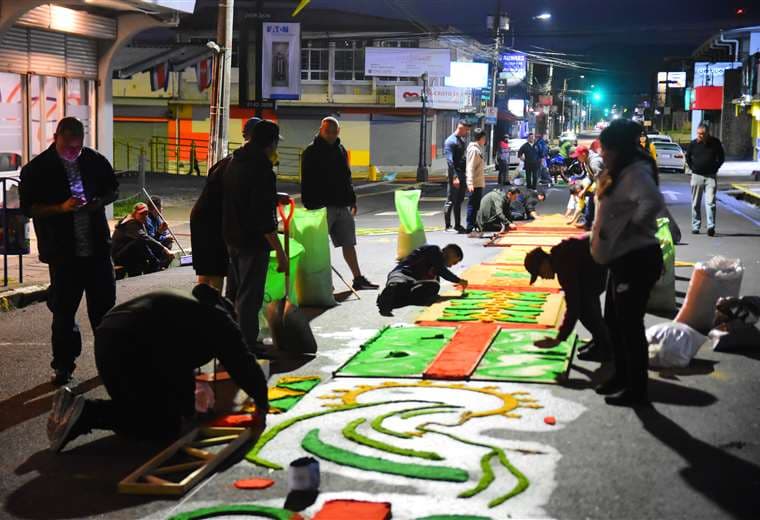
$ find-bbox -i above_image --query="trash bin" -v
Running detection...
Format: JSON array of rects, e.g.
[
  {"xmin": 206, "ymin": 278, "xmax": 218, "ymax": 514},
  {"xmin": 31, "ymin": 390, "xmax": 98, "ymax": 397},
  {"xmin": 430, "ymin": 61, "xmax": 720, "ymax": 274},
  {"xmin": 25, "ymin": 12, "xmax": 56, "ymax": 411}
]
[{"xmin": 0, "ymin": 208, "xmax": 30, "ymax": 255}]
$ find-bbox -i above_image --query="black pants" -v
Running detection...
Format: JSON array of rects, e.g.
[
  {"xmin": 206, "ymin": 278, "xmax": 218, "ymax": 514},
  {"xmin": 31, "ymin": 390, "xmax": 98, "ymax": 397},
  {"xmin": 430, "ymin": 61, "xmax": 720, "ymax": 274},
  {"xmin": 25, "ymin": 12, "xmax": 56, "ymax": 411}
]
[
  {"xmin": 113, "ymin": 240, "xmax": 161, "ymax": 277},
  {"xmin": 77, "ymin": 327, "xmax": 194, "ymax": 440},
  {"xmin": 582, "ymin": 195, "xmax": 596, "ymax": 229},
  {"xmin": 524, "ymin": 164, "xmax": 539, "ymax": 190},
  {"xmin": 443, "ymin": 174, "xmax": 466, "ymax": 229},
  {"xmin": 497, "ymin": 159, "xmax": 509, "ymax": 185},
  {"xmin": 606, "ymin": 244, "xmax": 663, "ymax": 397},
  {"xmin": 377, "ymin": 271, "xmax": 440, "ymax": 311},
  {"xmin": 46, "ymin": 256, "xmax": 116, "ymax": 372},
  {"xmin": 578, "ymin": 289, "xmax": 613, "ymax": 354},
  {"xmin": 466, "ymin": 187, "xmax": 484, "ymax": 232}
]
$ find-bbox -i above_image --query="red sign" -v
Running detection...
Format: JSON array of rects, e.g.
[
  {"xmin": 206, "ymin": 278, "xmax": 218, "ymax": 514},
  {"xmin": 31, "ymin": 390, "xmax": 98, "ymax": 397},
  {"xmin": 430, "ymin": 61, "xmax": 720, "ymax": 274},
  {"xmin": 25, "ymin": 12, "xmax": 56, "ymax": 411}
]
[
  {"xmin": 692, "ymin": 86, "xmax": 723, "ymax": 110},
  {"xmin": 539, "ymin": 95, "xmax": 553, "ymax": 106}
]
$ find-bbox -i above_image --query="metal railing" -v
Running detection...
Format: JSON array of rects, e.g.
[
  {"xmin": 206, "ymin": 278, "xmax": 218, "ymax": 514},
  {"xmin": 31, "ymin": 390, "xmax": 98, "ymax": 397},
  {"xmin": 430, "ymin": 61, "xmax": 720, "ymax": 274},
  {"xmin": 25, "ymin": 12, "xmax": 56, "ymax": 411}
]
[{"xmin": 113, "ymin": 136, "xmax": 302, "ymax": 182}]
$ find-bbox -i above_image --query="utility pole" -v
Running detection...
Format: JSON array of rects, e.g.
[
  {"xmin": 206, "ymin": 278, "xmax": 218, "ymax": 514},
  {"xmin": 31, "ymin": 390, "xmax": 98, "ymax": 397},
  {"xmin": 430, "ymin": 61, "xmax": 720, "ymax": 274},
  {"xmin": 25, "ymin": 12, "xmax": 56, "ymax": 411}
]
[
  {"xmin": 207, "ymin": 0, "xmax": 234, "ymax": 167},
  {"xmin": 488, "ymin": 0, "xmax": 503, "ymax": 164},
  {"xmin": 416, "ymin": 72, "xmax": 429, "ymax": 183}
]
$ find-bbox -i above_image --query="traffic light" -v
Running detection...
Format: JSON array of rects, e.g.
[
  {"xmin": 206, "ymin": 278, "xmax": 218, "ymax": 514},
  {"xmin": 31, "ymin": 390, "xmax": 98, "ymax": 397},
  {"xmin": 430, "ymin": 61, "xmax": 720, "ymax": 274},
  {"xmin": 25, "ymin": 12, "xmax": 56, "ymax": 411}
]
[{"xmin": 592, "ymin": 90, "xmax": 603, "ymax": 103}]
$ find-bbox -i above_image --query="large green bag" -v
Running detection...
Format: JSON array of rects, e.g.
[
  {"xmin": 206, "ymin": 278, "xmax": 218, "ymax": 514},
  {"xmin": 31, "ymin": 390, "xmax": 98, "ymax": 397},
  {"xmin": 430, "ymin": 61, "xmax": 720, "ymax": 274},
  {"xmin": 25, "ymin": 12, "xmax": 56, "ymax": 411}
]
[
  {"xmin": 264, "ymin": 235, "xmax": 304, "ymax": 305},
  {"xmin": 395, "ymin": 189, "xmax": 426, "ymax": 260},
  {"xmin": 647, "ymin": 217, "xmax": 676, "ymax": 312},
  {"xmin": 290, "ymin": 207, "xmax": 337, "ymax": 307}
]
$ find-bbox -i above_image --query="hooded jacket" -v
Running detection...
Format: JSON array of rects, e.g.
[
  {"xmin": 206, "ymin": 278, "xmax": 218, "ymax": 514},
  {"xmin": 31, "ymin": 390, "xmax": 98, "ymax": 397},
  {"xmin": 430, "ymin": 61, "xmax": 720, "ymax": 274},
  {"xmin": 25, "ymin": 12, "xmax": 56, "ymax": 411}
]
[
  {"xmin": 19, "ymin": 144, "xmax": 118, "ymax": 264},
  {"xmin": 466, "ymin": 142, "xmax": 486, "ymax": 189},
  {"xmin": 591, "ymin": 160, "xmax": 665, "ymax": 265},
  {"xmin": 301, "ymin": 135, "xmax": 356, "ymax": 209},
  {"xmin": 222, "ymin": 142, "xmax": 277, "ymax": 252}
]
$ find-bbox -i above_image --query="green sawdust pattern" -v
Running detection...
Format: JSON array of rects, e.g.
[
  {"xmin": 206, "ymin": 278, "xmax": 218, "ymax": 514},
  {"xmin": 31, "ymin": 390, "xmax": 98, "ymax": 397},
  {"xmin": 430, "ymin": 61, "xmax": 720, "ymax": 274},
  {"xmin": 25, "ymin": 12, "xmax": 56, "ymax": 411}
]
[
  {"xmin": 371, "ymin": 405, "xmax": 452, "ymax": 439},
  {"xmin": 246, "ymin": 400, "xmax": 444, "ymax": 468},
  {"xmin": 168, "ymin": 504, "xmax": 298, "ymax": 520},
  {"xmin": 269, "ymin": 395, "xmax": 302, "ymax": 412},
  {"xmin": 472, "ymin": 329, "xmax": 576, "ymax": 383},
  {"xmin": 301, "ymin": 429, "xmax": 469, "ymax": 482},
  {"xmin": 415, "ymin": 516, "xmax": 492, "ymax": 520},
  {"xmin": 399, "ymin": 406, "xmax": 462, "ymax": 420},
  {"xmin": 438, "ymin": 291, "xmax": 548, "ymax": 323},
  {"xmin": 276, "ymin": 378, "xmax": 321, "ymax": 393},
  {"xmin": 422, "ymin": 426, "xmax": 530, "ymax": 507},
  {"xmin": 337, "ymin": 326, "xmax": 455, "ymax": 377},
  {"xmin": 343, "ymin": 418, "xmax": 444, "ymax": 460}
]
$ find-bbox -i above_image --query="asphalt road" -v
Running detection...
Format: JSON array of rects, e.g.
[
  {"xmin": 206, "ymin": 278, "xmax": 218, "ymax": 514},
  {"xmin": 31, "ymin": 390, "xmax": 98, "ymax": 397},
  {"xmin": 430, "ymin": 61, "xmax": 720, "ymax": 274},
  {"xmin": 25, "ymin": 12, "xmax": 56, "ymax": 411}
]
[{"xmin": 0, "ymin": 173, "xmax": 759, "ymax": 519}]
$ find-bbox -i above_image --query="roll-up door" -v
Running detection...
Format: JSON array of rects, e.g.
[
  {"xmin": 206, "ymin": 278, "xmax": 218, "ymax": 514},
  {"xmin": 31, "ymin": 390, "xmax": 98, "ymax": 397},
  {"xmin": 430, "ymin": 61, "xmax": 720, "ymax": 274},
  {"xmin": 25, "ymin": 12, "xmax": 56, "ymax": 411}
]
[{"xmin": 0, "ymin": 28, "xmax": 98, "ymax": 79}]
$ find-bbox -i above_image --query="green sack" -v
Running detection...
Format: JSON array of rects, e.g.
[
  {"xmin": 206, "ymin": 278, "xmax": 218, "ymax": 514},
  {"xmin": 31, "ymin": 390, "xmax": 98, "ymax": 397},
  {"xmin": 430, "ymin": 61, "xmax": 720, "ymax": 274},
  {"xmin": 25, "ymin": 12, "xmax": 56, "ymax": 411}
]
[
  {"xmin": 647, "ymin": 217, "xmax": 676, "ymax": 312},
  {"xmin": 263, "ymin": 234, "xmax": 304, "ymax": 305},
  {"xmin": 290, "ymin": 208, "xmax": 337, "ymax": 307},
  {"xmin": 395, "ymin": 189, "xmax": 426, "ymax": 260}
]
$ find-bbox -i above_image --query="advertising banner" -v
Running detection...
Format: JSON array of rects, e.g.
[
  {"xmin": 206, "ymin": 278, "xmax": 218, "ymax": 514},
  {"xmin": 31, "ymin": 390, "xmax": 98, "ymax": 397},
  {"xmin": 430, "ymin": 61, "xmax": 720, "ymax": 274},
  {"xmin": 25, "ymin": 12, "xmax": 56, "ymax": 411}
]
[
  {"xmin": 499, "ymin": 53, "xmax": 526, "ymax": 86},
  {"xmin": 394, "ymin": 86, "xmax": 467, "ymax": 110},
  {"xmin": 693, "ymin": 62, "xmax": 741, "ymax": 87},
  {"xmin": 262, "ymin": 22, "xmax": 301, "ymax": 100},
  {"xmin": 366, "ymin": 47, "xmax": 451, "ymax": 78},
  {"xmin": 445, "ymin": 61, "xmax": 489, "ymax": 89}
]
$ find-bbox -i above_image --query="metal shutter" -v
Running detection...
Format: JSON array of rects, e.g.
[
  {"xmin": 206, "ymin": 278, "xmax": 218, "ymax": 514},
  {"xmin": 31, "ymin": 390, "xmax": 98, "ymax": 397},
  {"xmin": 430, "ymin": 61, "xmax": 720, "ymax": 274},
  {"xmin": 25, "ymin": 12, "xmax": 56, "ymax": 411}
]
[
  {"xmin": 66, "ymin": 36, "xmax": 98, "ymax": 79},
  {"xmin": 0, "ymin": 28, "xmax": 29, "ymax": 74},
  {"xmin": 28, "ymin": 29, "xmax": 66, "ymax": 77}
]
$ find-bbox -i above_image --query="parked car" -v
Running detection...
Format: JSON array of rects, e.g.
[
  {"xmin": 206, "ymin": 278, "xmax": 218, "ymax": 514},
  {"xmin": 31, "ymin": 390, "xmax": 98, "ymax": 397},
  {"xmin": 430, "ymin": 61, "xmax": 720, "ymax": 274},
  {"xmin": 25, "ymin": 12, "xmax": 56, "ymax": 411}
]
[
  {"xmin": 508, "ymin": 138, "xmax": 528, "ymax": 168},
  {"xmin": 653, "ymin": 141, "xmax": 686, "ymax": 173},
  {"xmin": 648, "ymin": 134, "xmax": 673, "ymax": 144}
]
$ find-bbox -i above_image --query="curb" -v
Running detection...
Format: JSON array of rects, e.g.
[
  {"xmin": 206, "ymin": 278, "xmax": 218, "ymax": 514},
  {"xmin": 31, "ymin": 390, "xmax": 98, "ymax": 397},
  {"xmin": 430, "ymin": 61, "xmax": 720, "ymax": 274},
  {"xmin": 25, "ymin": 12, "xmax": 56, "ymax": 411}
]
[{"xmin": 0, "ymin": 249, "xmax": 191, "ymax": 313}]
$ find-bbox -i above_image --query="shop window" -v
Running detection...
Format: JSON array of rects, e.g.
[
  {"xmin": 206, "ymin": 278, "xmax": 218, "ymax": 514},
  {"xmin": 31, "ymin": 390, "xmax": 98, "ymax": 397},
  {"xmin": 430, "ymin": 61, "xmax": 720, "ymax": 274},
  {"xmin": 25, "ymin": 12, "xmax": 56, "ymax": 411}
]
[{"xmin": 0, "ymin": 72, "xmax": 23, "ymax": 171}]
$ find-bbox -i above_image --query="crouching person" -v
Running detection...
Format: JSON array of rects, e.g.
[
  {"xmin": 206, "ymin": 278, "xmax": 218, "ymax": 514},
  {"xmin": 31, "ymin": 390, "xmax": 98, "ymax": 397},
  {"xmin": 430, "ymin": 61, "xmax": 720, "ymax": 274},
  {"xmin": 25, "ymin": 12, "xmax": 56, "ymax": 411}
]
[
  {"xmin": 47, "ymin": 284, "xmax": 269, "ymax": 452},
  {"xmin": 111, "ymin": 202, "xmax": 174, "ymax": 276},
  {"xmin": 377, "ymin": 244, "xmax": 468, "ymax": 316},
  {"xmin": 477, "ymin": 187, "xmax": 519, "ymax": 233}
]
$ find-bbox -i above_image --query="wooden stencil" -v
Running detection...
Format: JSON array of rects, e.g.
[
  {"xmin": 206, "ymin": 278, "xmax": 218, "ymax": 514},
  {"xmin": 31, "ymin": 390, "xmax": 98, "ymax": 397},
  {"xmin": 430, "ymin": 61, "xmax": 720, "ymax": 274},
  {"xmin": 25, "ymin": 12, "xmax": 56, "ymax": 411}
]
[{"xmin": 118, "ymin": 426, "xmax": 255, "ymax": 496}]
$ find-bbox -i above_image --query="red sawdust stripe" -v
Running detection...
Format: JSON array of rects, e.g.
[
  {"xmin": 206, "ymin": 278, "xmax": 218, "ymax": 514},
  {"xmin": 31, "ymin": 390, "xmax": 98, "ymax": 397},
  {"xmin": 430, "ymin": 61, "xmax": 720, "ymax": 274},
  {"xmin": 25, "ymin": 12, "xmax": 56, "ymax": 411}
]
[
  {"xmin": 423, "ymin": 323, "xmax": 500, "ymax": 380},
  {"xmin": 416, "ymin": 320, "xmax": 552, "ymax": 330},
  {"xmin": 467, "ymin": 284, "xmax": 562, "ymax": 293},
  {"xmin": 312, "ymin": 499, "xmax": 392, "ymax": 520}
]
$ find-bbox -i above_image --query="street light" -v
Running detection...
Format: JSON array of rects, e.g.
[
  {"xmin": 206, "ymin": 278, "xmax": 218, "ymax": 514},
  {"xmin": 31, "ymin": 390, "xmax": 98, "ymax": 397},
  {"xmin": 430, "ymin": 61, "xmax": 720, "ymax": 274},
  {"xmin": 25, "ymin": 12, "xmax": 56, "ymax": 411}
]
[{"xmin": 533, "ymin": 13, "xmax": 552, "ymax": 20}]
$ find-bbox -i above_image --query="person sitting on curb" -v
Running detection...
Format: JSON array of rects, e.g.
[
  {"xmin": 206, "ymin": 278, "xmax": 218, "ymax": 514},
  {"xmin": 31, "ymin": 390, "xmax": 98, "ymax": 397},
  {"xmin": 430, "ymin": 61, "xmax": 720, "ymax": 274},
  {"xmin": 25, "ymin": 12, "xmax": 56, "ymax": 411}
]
[
  {"xmin": 47, "ymin": 284, "xmax": 269, "ymax": 453},
  {"xmin": 377, "ymin": 244, "xmax": 468, "ymax": 317},
  {"xmin": 524, "ymin": 235, "xmax": 612, "ymax": 361},
  {"xmin": 146, "ymin": 195, "xmax": 173, "ymax": 249},
  {"xmin": 477, "ymin": 187, "xmax": 520, "ymax": 233},
  {"xmin": 111, "ymin": 202, "xmax": 174, "ymax": 277}
]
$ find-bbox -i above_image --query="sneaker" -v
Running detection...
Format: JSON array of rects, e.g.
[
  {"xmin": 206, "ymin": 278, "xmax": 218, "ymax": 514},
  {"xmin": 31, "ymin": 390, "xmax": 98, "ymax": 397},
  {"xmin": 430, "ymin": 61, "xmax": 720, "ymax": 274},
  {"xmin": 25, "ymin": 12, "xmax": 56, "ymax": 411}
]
[
  {"xmin": 51, "ymin": 369, "xmax": 73, "ymax": 387},
  {"xmin": 378, "ymin": 307, "xmax": 394, "ymax": 317},
  {"xmin": 353, "ymin": 276, "xmax": 379, "ymax": 291},
  {"xmin": 707, "ymin": 228, "xmax": 715, "ymax": 237},
  {"xmin": 49, "ymin": 387, "xmax": 85, "ymax": 453},
  {"xmin": 444, "ymin": 227, "xmax": 458, "ymax": 234},
  {"xmin": 691, "ymin": 229, "xmax": 700, "ymax": 235},
  {"xmin": 455, "ymin": 226, "xmax": 467, "ymax": 234}
]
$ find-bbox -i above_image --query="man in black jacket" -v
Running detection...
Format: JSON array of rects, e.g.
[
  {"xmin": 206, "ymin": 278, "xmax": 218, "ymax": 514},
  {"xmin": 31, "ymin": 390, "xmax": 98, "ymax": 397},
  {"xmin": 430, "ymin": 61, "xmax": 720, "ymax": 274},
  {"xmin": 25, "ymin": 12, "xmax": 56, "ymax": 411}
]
[
  {"xmin": 222, "ymin": 120, "xmax": 287, "ymax": 353},
  {"xmin": 19, "ymin": 117, "xmax": 118, "ymax": 386},
  {"xmin": 377, "ymin": 244, "xmax": 468, "ymax": 316},
  {"xmin": 301, "ymin": 117, "xmax": 377, "ymax": 291},
  {"xmin": 686, "ymin": 124, "xmax": 725, "ymax": 236},
  {"xmin": 47, "ymin": 284, "xmax": 269, "ymax": 452},
  {"xmin": 443, "ymin": 120, "xmax": 471, "ymax": 233}
]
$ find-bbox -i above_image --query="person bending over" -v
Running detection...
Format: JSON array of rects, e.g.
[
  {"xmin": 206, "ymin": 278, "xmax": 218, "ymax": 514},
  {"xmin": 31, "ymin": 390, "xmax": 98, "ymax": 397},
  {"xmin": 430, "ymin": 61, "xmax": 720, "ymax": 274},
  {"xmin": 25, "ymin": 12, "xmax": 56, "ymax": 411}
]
[
  {"xmin": 510, "ymin": 188, "xmax": 545, "ymax": 221},
  {"xmin": 524, "ymin": 236, "xmax": 612, "ymax": 361},
  {"xmin": 377, "ymin": 244, "xmax": 468, "ymax": 316},
  {"xmin": 477, "ymin": 187, "xmax": 519, "ymax": 233},
  {"xmin": 47, "ymin": 284, "xmax": 269, "ymax": 452}
]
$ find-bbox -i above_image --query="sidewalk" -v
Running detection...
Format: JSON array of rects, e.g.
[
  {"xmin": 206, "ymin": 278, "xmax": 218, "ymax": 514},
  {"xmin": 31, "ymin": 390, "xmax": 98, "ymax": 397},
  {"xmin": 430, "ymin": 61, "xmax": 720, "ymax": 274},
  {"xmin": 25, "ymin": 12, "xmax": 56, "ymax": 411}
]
[{"xmin": 718, "ymin": 160, "xmax": 760, "ymax": 177}]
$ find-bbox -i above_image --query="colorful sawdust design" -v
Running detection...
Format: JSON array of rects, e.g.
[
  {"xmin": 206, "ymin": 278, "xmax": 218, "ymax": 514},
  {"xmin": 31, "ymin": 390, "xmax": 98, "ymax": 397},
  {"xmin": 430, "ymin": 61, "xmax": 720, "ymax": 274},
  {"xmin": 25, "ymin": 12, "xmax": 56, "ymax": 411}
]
[
  {"xmin": 472, "ymin": 330, "xmax": 577, "ymax": 383},
  {"xmin": 169, "ymin": 504, "xmax": 303, "ymax": 520},
  {"xmin": 238, "ymin": 376, "xmax": 322, "ymax": 414},
  {"xmin": 488, "ymin": 235, "xmax": 568, "ymax": 247},
  {"xmin": 312, "ymin": 499, "xmax": 392, "ymax": 520},
  {"xmin": 335, "ymin": 326, "xmax": 455, "ymax": 378},
  {"xmin": 461, "ymin": 264, "xmax": 561, "ymax": 289},
  {"xmin": 246, "ymin": 381, "xmax": 545, "ymax": 511}
]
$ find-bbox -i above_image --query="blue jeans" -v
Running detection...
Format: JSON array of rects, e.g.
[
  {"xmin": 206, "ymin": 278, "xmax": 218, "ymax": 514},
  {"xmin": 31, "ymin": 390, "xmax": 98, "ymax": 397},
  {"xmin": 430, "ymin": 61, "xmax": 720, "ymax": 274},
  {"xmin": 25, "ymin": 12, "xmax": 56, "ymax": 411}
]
[{"xmin": 690, "ymin": 173, "xmax": 717, "ymax": 231}]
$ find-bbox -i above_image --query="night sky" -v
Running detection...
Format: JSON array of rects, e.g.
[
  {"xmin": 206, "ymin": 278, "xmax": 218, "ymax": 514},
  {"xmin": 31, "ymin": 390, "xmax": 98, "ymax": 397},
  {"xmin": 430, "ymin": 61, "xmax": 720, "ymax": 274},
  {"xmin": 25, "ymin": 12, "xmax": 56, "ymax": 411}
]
[{"xmin": 310, "ymin": 0, "xmax": 760, "ymax": 106}]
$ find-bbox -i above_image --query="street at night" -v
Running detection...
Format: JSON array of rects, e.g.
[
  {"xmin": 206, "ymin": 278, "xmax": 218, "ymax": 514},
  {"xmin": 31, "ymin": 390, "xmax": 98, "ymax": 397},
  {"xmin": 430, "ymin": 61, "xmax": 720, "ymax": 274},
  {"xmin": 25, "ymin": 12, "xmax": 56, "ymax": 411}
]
[{"xmin": 1, "ymin": 1, "xmax": 759, "ymax": 519}]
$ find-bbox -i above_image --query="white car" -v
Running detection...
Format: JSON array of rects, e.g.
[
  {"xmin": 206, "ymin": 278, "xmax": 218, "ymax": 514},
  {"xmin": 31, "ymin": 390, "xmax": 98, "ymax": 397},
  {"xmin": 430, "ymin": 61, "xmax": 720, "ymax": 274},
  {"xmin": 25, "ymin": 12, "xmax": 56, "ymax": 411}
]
[
  {"xmin": 653, "ymin": 141, "xmax": 686, "ymax": 173},
  {"xmin": 508, "ymin": 138, "xmax": 528, "ymax": 168},
  {"xmin": 648, "ymin": 134, "xmax": 673, "ymax": 144}
]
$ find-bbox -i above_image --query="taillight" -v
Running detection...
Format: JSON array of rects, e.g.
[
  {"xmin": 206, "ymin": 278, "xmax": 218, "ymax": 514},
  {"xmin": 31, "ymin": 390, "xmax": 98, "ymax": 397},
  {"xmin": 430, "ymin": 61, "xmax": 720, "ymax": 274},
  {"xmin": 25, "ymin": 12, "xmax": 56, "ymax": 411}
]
[{"xmin": 674, "ymin": 154, "xmax": 683, "ymax": 158}]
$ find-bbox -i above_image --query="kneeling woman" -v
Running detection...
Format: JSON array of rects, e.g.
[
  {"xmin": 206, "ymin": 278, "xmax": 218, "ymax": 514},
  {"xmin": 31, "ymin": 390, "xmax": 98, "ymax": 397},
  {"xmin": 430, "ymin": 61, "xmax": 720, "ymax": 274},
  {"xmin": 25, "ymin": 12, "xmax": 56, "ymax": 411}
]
[{"xmin": 592, "ymin": 120, "xmax": 665, "ymax": 406}]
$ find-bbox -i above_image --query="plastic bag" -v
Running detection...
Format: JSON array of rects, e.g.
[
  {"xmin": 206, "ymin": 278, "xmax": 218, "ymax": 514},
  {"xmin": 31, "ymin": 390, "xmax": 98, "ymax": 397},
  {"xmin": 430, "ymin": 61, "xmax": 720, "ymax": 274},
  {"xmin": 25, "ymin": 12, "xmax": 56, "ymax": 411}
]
[
  {"xmin": 263, "ymin": 235, "xmax": 304, "ymax": 305},
  {"xmin": 195, "ymin": 381, "xmax": 215, "ymax": 414},
  {"xmin": 290, "ymin": 208, "xmax": 336, "ymax": 307},
  {"xmin": 396, "ymin": 189, "xmax": 426, "ymax": 260},
  {"xmin": 675, "ymin": 256, "xmax": 744, "ymax": 333},
  {"xmin": 647, "ymin": 321, "xmax": 707, "ymax": 368},
  {"xmin": 710, "ymin": 322, "xmax": 760, "ymax": 352},
  {"xmin": 647, "ymin": 217, "xmax": 676, "ymax": 313}
]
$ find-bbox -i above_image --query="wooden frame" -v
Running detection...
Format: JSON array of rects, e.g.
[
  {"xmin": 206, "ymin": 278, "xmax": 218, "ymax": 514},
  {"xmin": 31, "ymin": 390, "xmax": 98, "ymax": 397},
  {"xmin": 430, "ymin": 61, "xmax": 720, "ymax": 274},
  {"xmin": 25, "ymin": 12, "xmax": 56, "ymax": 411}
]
[{"xmin": 118, "ymin": 426, "xmax": 254, "ymax": 496}]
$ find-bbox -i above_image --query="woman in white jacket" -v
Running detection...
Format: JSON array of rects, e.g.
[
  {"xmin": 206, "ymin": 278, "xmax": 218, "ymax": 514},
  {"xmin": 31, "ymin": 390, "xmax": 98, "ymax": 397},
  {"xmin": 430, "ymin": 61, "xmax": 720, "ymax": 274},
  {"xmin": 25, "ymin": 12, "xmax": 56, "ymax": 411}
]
[
  {"xmin": 591, "ymin": 119, "xmax": 665, "ymax": 406},
  {"xmin": 465, "ymin": 128, "xmax": 488, "ymax": 235}
]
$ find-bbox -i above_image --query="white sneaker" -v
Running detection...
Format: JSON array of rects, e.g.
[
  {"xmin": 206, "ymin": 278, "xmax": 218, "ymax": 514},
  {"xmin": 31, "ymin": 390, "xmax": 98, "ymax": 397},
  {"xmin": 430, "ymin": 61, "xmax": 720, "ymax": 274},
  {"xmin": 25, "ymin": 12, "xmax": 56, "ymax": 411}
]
[{"xmin": 48, "ymin": 387, "xmax": 85, "ymax": 453}]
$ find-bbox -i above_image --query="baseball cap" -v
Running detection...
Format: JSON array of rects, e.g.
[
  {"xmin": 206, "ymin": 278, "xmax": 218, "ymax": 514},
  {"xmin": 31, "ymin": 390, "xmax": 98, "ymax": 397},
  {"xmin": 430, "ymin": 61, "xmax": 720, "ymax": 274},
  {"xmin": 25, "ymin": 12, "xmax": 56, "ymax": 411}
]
[
  {"xmin": 524, "ymin": 247, "xmax": 550, "ymax": 285},
  {"xmin": 570, "ymin": 145, "xmax": 589, "ymax": 158}
]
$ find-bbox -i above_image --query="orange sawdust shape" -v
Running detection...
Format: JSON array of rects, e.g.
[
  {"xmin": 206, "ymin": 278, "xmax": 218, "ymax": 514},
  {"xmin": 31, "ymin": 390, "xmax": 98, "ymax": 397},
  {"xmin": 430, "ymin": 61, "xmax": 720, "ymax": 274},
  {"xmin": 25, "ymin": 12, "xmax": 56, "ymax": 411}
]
[
  {"xmin": 312, "ymin": 499, "xmax": 392, "ymax": 520},
  {"xmin": 424, "ymin": 323, "xmax": 501, "ymax": 379}
]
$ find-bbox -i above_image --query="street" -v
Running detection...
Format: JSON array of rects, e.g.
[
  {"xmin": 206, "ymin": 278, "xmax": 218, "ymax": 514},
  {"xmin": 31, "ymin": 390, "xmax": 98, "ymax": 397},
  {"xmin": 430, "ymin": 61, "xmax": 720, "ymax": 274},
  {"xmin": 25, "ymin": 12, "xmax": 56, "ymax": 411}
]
[{"xmin": 1, "ymin": 173, "xmax": 758, "ymax": 519}]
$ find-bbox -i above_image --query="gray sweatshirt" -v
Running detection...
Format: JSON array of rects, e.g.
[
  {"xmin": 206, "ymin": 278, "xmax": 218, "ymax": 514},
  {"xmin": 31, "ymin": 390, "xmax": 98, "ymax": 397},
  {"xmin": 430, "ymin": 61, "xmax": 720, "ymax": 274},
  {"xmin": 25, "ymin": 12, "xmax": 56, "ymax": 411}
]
[
  {"xmin": 591, "ymin": 160, "xmax": 665, "ymax": 265},
  {"xmin": 466, "ymin": 142, "xmax": 486, "ymax": 189}
]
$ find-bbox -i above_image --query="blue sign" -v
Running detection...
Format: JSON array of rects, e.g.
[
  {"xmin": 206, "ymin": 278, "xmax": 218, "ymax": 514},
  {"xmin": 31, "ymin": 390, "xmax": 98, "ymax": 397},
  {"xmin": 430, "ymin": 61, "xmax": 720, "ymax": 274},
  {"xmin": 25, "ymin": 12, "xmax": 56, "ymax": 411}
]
[{"xmin": 499, "ymin": 53, "xmax": 527, "ymax": 87}]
